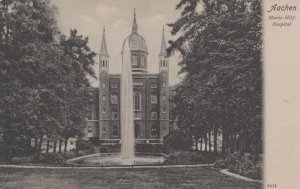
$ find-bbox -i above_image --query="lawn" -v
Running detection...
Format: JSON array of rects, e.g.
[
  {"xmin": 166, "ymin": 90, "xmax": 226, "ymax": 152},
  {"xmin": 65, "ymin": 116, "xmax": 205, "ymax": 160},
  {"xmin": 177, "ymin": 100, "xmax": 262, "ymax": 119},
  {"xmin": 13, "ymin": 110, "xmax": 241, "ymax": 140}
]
[{"xmin": 0, "ymin": 167, "xmax": 262, "ymax": 189}]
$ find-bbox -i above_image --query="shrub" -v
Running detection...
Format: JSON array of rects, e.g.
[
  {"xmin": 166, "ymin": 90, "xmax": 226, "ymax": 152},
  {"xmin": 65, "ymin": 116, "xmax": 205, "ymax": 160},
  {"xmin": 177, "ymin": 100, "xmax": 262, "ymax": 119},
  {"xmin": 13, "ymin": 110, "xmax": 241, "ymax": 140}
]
[
  {"xmin": 99, "ymin": 146, "xmax": 108, "ymax": 153},
  {"xmin": 164, "ymin": 151, "xmax": 215, "ymax": 165},
  {"xmin": 76, "ymin": 139, "xmax": 95, "ymax": 155},
  {"xmin": 214, "ymin": 152, "xmax": 263, "ymax": 180},
  {"xmin": 32, "ymin": 153, "xmax": 66, "ymax": 165},
  {"xmin": 11, "ymin": 156, "xmax": 33, "ymax": 164},
  {"xmin": 61, "ymin": 150, "xmax": 77, "ymax": 159}
]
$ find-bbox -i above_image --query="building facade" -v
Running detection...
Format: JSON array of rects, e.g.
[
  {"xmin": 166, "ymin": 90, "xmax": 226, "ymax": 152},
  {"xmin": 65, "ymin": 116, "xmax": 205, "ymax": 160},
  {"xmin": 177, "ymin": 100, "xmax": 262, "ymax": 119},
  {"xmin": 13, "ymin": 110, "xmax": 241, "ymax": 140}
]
[{"xmin": 85, "ymin": 11, "xmax": 176, "ymax": 144}]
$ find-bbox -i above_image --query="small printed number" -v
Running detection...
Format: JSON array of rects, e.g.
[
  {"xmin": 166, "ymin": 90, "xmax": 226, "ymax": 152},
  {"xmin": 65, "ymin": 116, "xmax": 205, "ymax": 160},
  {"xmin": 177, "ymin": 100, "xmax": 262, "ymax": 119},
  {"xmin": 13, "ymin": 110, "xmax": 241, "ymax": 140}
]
[{"xmin": 267, "ymin": 184, "xmax": 277, "ymax": 188}]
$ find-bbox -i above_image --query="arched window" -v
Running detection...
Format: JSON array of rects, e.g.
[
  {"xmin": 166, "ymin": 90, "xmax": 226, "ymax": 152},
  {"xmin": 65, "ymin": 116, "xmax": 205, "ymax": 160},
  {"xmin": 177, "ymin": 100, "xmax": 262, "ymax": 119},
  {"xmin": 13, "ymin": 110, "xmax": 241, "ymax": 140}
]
[
  {"xmin": 111, "ymin": 93, "xmax": 118, "ymax": 104},
  {"xmin": 102, "ymin": 83, "xmax": 106, "ymax": 88},
  {"xmin": 112, "ymin": 109, "xmax": 118, "ymax": 120},
  {"xmin": 162, "ymin": 82, "xmax": 166, "ymax": 88},
  {"xmin": 112, "ymin": 125, "xmax": 118, "ymax": 136},
  {"xmin": 150, "ymin": 93, "xmax": 157, "ymax": 104},
  {"xmin": 162, "ymin": 94, "xmax": 166, "ymax": 101},
  {"xmin": 134, "ymin": 92, "xmax": 141, "ymax": 111},
  {"xmin": 151, "ymin": 124, "xmax": 159, "ymax": 137},
  {"xmin": 102, "ymin": 95, "xmax": 106, "ymax": 101},
  {"xmin": 87, "ymin": 127, "xmax": 93, "ymax": 137}
]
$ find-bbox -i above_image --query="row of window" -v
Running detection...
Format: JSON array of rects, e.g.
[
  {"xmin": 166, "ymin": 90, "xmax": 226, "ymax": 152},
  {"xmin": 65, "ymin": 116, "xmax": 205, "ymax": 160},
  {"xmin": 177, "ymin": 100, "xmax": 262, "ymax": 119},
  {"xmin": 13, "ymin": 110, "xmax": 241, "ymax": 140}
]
[
  {"xmin": 87, "ymin": 124, "xmax": 161, "ymax": 138},
  {"xmin": 132, "ymin": 55, "xmax": 146, "ymax": 66},
  {"xmin": 101, "ymin": 92, "xmax": 167, "ymax": 105},
  {"xmin": 101, "ymin": 60, "xmax": 108, "ymax": 67},
  {"xmin": 160, "ymin": 60, "xmax": 168, "ymax": 67},
  {"xmin": 101, "ymin": 82, "xmax": 166, "ymax": 89},
  {"xmin": 88, "ymin": 109, "xmax": 167, "ymax": 120}
]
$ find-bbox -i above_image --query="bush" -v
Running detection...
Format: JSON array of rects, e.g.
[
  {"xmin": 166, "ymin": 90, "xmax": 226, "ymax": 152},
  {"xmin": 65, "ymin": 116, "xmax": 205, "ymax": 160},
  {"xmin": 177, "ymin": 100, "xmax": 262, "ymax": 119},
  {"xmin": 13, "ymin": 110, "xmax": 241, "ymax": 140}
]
[
  {"xmin": 32, "ymin": 153, "xmax": 66, "ymax": 165},
  {"xmin": 11, "ymin": 156, "xmax": 33, "ymax": 164},
  {"xmin": 99, "ymin": 146, "xmax": 108, "ymax": 153},
  {"xmin": 164, "ymin": 151, "xmax": 216, "ymax": 165},
  {"xmin": 214, "ymin": 152, "xmax": 263, "ymax": 180},
  {"xmin": 61, "ymin": 150, "xmax": 77, "ymax": 159},
  {"xmin": 135, "ymin": 144, "xmax": 166, "ymax": 153},
  {"xmin": 76, "ymin": 139, "xmax": 95, "ymax": 155}
]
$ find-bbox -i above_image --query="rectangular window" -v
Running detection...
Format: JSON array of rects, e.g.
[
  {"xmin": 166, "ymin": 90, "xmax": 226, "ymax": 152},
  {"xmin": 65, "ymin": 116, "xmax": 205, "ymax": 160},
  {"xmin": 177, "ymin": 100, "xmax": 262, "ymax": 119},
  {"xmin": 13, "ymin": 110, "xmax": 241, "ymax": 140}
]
[
  {"xmin": 140, "ymin": 55, "xmax": 145, "ymax": 66},
  {"xmin": 151, "ymin": 95, "xmax": 157, "ymax": 104},
  {"xmin": 163, "ymin": 95, "xmax": 166, "ymax": 101},
  {"xmin": 111, "ymin": 94, "xmax": 118, "ymax": 104},
  {"xmin": 112, "ymin": 125, "xmax": 118, "ymax": 136},
  {"xmin": 151, "ymin": 83, "xmax": 157, "ymax": 88},
  {"xmin": 103, "ymin": 95, "xmax": 106, "ymax": 101},
  {"xmin": 111, "ymin": 83, "xmax": 117, "ymax": 88},
  {"xmin": 132, "ymin": 55, "xmax": 138, "ymax": 65},
  {"xmin": 151, "ymin": 112, "xmax": 157, "ymax": 119},
  {"xmin": 134, "ymin": 111, "xmax": 142, "ymax": 119},
  {"xmin": 102, "ymin": 83, "xmax": 106, "ymax": 88}
]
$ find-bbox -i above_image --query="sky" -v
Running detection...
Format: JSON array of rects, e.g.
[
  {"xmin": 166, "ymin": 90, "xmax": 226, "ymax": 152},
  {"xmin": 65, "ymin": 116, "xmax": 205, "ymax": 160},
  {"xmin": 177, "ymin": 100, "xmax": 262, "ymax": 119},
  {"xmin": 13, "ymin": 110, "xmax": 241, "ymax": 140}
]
[{"xmin": 50, "ymin": 0, "xmax": 184, "ymax": 87}]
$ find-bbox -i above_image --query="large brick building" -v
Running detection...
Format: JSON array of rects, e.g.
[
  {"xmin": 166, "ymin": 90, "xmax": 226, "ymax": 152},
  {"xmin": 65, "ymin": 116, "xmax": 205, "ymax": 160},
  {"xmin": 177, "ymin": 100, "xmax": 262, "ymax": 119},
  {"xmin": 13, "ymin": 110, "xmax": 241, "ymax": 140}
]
[{"xmin": 84, "ymin": 12, "xmax": 176, "ymax": 144}]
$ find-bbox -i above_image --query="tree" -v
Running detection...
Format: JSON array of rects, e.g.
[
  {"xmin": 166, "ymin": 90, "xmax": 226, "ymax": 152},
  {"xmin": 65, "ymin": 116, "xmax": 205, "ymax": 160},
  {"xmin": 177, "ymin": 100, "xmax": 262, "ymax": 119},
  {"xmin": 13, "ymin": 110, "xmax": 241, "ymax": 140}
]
[
  {"xmin": 0, "ymin": 0, "xmax": 95, "ymax": 158},
  {"xmin": 167, "ymin": 0, "xmax": 262, "ymax": 154}
]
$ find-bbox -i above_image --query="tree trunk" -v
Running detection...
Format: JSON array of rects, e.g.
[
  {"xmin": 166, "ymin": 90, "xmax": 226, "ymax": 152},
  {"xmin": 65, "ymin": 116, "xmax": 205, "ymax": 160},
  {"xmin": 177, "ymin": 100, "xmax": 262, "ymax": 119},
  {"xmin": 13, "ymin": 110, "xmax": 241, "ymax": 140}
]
[
  {"xmin": 58, "ymin": 140, "xmax": 62, "ymax": 153},
  {"xmin": 35, "ymin": 137, "xmax": 38, "ymax": 150},
  {"xmin": 38, "ymin": 135, "xmax": 43, "ymax": 154},
  {"xmin": 209, "ymin": 131, "xmax": 212, "ymax": 153},
  {"xmin": 53, "ymin": 141, "xmax": 57, "ymax": 153},
  {"xmin": 214, "ymin": 124, "xmax": 218, "ymax": 154},
  {"xmin": 64, "ymin": 138, "xmax": 68, "ymax": 152},
  {"xmin": 204, "ymin": 134, "xmax": 207, "ymax": 152},
  {"xmin": 46, "ymin": 140, "xmax": 50, "ymax": 153},
  {"xmin": 200, "ymin": 137, "xmax": 203, "ymax": 152}
]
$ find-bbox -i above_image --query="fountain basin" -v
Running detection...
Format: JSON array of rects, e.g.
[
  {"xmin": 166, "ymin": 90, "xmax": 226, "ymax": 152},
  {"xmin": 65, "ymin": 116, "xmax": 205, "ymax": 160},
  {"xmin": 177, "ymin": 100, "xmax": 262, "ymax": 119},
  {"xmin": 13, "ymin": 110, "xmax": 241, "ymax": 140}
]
[{"xmin": 69, "ymin": 153, "xmax": 165, "ymax": 166}]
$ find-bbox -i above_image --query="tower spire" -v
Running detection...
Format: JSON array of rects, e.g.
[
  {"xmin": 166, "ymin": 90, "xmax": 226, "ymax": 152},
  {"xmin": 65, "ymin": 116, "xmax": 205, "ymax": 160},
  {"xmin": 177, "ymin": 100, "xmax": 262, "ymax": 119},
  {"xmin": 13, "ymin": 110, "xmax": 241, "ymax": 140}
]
[
  {"xmin": 132, "ymin": 9, "xmax": 138, "ymax": 34},
  {"xmin": 160, "ymin": 26, "xmax": 167, "ymax": 56},
  {"xmin": 100, "ymin": 25, "xmax": 109, "ymax": 56}
]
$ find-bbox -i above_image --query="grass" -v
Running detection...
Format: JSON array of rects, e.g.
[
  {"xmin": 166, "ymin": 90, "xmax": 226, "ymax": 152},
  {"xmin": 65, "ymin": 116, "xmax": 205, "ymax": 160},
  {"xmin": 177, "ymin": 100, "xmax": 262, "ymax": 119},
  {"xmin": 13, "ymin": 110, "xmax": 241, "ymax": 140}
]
[{"xmin": 0, "ymin": 167, "xmax": 262, "ymax": 189}]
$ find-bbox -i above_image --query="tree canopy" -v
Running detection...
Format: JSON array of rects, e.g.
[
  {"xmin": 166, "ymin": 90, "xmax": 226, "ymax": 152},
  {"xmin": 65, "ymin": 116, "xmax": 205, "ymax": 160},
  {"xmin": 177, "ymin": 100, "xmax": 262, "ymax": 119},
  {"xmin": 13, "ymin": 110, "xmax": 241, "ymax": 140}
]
[
  {"xmin": 166, "ymin": 0, "xmax": 262, "ymax": 154},
  {"xmin": 0, "ymin": 0, "xmax": 95, "ymax": 158}
]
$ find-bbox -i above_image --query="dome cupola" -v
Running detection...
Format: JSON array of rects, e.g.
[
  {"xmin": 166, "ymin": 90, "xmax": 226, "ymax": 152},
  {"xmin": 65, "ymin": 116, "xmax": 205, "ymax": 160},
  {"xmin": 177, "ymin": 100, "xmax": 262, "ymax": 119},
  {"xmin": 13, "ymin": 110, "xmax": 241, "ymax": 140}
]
[{"xmin": 122, "ymin": 9, "xmax": 148, "ymax": 73}]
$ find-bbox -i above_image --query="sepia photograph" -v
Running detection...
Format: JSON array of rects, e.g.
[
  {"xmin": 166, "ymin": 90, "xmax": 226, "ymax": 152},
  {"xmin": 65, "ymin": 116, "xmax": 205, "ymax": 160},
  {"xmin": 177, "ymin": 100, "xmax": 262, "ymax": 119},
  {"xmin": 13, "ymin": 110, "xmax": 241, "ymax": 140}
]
[{"xmin": 2, "ymin": 0, "xmax": 297, "ymax": 188}]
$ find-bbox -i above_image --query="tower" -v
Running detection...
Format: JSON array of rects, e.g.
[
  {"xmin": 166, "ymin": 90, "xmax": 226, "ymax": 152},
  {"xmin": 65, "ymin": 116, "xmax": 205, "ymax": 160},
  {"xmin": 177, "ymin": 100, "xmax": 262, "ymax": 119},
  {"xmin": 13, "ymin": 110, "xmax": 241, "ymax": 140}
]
[
  {"xmin": 159, "ymin": 27, "xmax": 170, "ymax": 139},
  {"xmin": 99, "ymin": 26, "xmax": 110, "ymax": 140},
  {"xmin": 125, "ymin": 9, "xmax": 148, "ymax": 73}
]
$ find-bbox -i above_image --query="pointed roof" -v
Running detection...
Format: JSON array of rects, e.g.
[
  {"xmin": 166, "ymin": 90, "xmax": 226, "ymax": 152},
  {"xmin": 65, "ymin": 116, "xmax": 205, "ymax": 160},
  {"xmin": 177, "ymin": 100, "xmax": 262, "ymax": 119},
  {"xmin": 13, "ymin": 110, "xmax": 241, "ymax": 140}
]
[
  {"xmin": 132, "ymin": 9, "xmax": 138, "ymax": 34},
  {"xmin": 100, "ymin": 26, "xmax": 109, "ymax": 56},
  {"xmin": 160, "ymin": 27, "xmax": 167, "ymax": 56}
]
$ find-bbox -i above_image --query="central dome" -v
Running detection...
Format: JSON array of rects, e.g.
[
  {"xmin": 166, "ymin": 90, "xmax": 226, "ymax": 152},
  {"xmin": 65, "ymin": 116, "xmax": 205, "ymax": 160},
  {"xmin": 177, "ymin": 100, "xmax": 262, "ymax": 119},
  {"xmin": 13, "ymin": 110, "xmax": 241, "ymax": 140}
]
[{"xmin": 125, "ymin": 33, "xmax": 148, "ymax": 53}]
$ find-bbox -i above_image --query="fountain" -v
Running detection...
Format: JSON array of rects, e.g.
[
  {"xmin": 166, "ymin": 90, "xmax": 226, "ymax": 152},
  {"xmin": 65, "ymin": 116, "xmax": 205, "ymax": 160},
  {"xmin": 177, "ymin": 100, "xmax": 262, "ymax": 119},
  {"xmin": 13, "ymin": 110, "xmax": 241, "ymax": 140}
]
[{"xmin": 120, "ymin": 39, "xmax": 135, "ymax": 160}]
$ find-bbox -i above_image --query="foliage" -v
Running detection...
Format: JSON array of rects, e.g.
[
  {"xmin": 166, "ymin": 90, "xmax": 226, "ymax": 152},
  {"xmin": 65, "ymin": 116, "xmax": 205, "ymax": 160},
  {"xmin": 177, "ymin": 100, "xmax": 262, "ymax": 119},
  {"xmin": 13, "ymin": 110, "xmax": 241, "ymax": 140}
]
[
  {"xmin": 163, "ymin": 130, "xmax": 192, "ymax": 151},
  {"xmin": 0, "ymin": 0, "xmax": 95, "ymax": 158},
  {"xmin": 61, "ymin": 150, "xmax": 77, "ymax": 159},
  {"xmin": 214, "ymin": 152, "xmax": 263, "ymax": 180},
  {"xmin": 32, "ymin": 153, "xmax": 66, "ymax": 164},
  {"xmin": 164, "ymin": 150, "xmax": 216, "ymax": 165},
  {"xmin": 168, "ymin": 0, "xmax": 263, "ymax": 154},
  {"xmin": 75, "ymin": 139, "xmax": 95, "ymax": 155},
  {"xmin": 135, "ymin": 144, "xmax": 166, "ymax": 154}
]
